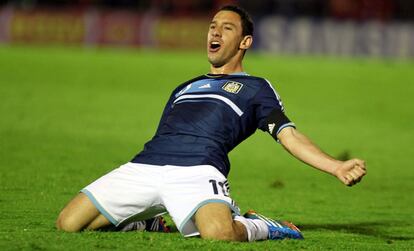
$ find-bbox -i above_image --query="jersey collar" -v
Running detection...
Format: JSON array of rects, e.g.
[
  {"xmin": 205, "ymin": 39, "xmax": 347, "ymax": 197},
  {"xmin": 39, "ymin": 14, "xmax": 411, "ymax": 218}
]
[{"xmin": 205, "ymin": 72, "xmax": 249, "ymax": 78}]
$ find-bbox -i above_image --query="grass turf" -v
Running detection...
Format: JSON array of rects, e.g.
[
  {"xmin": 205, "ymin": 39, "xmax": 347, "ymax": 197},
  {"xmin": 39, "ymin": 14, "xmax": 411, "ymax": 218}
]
[{"xmin": 0, "ymin": 45, "xmax": 413, "ymax": 250}]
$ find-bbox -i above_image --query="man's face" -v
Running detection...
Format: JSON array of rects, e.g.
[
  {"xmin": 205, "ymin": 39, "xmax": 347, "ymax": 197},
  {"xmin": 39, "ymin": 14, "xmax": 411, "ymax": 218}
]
[{"xmin": 207, "ymin": 10, "xmax": 244, "ymax": 68}]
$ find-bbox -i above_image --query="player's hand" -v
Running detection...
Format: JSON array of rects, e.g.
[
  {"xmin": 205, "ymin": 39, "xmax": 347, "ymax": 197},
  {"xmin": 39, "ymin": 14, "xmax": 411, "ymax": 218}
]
[{"xmin": 334, "ymin": 159, "xmax": 366, "ymax": 186}]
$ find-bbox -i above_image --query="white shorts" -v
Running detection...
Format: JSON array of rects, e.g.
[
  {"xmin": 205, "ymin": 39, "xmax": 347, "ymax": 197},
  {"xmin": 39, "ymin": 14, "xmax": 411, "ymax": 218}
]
[{"xmin": 81, "ymin": 162, "xmax": 240, "ymax": 237}]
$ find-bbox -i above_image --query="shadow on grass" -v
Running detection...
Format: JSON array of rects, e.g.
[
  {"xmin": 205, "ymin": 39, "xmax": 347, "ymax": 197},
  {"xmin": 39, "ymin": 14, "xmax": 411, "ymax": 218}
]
[{"xmin": 299, "ymin": 222, "xmax": 414, "ymax": 242}]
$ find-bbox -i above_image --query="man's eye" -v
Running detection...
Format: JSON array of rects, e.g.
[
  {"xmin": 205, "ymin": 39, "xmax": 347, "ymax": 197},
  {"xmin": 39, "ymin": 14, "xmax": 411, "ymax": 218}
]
[
  {"xmin": 210, "ymin": 25, "xmax": 216, "ymax": 29},
  {"xmin": 224, "ymin": 26, "xmax": 233, "ymax": 30}
]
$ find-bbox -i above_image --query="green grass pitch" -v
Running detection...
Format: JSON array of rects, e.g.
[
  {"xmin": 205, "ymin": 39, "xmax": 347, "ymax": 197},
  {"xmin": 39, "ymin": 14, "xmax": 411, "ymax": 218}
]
[{"xmin": 0, "ymin": 45, "xmax": 413, "ymax": 250}]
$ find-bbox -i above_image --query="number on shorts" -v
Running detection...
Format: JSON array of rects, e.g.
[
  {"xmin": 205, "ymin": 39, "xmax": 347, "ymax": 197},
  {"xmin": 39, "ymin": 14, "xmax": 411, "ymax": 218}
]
[{"xmin": 209, "ymin": 179, "xmax": 229, "ymax": 197}]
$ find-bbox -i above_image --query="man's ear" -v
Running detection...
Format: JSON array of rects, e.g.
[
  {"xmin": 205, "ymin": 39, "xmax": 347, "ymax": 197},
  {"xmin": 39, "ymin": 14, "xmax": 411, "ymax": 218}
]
[{"xmin": 240, "ymin": 35, "xmax": 253, "ymax": 50}]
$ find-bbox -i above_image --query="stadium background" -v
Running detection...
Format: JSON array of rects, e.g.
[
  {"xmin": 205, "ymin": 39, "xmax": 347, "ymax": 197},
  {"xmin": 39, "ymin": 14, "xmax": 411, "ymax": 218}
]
[
  {"xmin": 0, "ymin": 0, "xmax": 413, "ymax": 57},
  {"xmin": 0, "ymin": 0, "xmax": 413, "ymax": 250}
]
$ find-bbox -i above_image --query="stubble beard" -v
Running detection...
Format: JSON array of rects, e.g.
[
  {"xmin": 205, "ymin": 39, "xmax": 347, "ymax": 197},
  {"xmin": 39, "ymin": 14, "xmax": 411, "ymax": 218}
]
[
  {"xmin": 208, "ymin": 55, "xmax": 226, "ymax": 68},
  {"xmin": 208, "ymin": 46, "xmax": 239, "ymax": 68}
]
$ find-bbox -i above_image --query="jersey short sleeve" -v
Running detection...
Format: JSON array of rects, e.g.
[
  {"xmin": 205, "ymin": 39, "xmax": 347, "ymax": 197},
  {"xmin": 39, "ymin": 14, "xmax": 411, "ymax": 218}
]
[{"xmin": 253, "ymin": 79, "xmax": 295, "ymax": 140}]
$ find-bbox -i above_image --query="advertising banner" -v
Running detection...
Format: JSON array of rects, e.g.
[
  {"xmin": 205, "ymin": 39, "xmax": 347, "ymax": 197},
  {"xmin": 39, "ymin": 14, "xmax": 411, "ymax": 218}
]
[
  {"xmin": 8, "ymin": 9, "xmax": 84, "ymax": 44},
  {"xmin": 153, "ymin": 17, "xmax": 208, "ymax": 49},
  {"xmin": 90, "ymin": 10, "xmax": 142, "ymax": 46},
  {"xmin": 258, "ymin": 16, "xmax": 414, "ymax": 58},
  {"xmin": 0, "ymin": 7, "xmax": 413, "ymax": 58}
]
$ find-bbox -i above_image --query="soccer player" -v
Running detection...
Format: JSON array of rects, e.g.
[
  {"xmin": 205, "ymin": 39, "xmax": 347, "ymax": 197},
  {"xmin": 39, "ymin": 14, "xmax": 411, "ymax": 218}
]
[{"xmin": 56, "ymin": 5, "xmax": 366, "ymax": 242}]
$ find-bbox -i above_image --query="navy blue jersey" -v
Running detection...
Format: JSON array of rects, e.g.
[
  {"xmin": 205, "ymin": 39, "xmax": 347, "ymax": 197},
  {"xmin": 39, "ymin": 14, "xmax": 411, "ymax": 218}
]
[{"xmin": 131, "ymin": 73, "xmax": 295, "ymax": 177}]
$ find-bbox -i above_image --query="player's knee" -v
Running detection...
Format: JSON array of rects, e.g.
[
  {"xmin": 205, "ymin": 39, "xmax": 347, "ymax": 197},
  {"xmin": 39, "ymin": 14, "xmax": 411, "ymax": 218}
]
[
  {"xmin": 56, "ymin": 212, "xmax": 82, "ymax": 232},
  {"xmin": 199, "ymin": 221, "xmax": 236, "ymax": 241}
]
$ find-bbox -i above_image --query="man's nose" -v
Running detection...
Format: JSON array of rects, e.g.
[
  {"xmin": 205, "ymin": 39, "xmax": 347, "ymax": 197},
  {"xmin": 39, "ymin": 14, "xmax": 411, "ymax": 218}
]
[{"xmin": 212, "ymin": 28, "xmax": 221, "ymax": 37}]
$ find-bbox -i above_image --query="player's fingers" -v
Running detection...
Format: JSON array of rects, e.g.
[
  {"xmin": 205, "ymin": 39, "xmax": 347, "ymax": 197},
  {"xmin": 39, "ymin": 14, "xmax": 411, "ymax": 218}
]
[
  {"xmin": 347, "ymin": 170, "xmax": 366, "ymax": 186},
  {"xmin": 350, "ymin": 167, "xmax": 366, "ymax": 184},
  {"xmin": 345, "ymin": 168, "xmax": 361, "ymax": 181},
  {"xmin": 354, "ymin": 175, "xmax": 363, "ymax": 184},
  {"xmin": 354, "ymin": 159, "xmax": 366, "ymax": 170},
  {"xmin": 350, "ymin": 168, "xmax": 364, "ymax": 180},
  {"xmin": 353, "ymin": 171, "xmax": 365, "ymax": 183},
  {"xmin": 344, "ymin": 174, "xmax": 355, "ymax": 186},
  {"xmin": 347, "ymin": 179, "xmax": 356, "ymax": 186},
  {"xmin": 347, "ymin": 170, "xmax": 358, "ymax": 180},
  {"xmin": 337, "ymin": 173, "xmax": 350, "ymax": 186},
  {"xmin": 341, "ymin": 162, "xmax": 366, "ymax": 186},
  {"xmin": 344, "ymin": 159, "xmax": 365, "ymax": 172},
  {"xmin": 356, "ymin": 166, "xmax": 367, "ymax": 175},
  {"xmin": 354, "ymin": 167, "xmax": 366, "ymax": 178}
]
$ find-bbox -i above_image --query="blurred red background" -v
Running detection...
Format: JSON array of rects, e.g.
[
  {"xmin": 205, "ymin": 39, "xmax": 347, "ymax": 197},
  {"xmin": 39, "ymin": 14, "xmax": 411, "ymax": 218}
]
[{"xmin": 0, "ymin": 0, "xmax": 413, "ymax": 57}]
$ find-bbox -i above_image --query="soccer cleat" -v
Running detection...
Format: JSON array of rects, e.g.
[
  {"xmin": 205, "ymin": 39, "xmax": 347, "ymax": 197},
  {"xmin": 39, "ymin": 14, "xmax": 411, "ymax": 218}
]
[
  {"xmin": 244, "ymin": 210, "xmax": 303, "ymax": 240},
  {"xmin": 145, "ymin": 216, "xmax": 170, "ymax": 233},
  {"xmin": 119, "ymin": 216, "xmax": 170, "ymax": 232}
]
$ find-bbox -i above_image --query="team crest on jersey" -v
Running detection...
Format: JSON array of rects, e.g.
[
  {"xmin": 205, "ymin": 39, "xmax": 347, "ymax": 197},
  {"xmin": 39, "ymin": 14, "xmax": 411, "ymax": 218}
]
[{"xmin": 222, "ymin": 81, "xmax": 243, "ymax": 94}]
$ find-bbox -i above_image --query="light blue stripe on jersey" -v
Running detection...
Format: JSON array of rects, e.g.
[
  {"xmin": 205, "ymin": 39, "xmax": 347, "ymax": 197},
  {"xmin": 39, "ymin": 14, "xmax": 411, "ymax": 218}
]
[
  {"xmin": 173, "ymin": 94, "xmax": 244, "ymax": 116},
  {"xmin": 276, "ymin": 122, "xmax": 296, "ymax": 143},
  {"xmin": 81, "ymin": 189, "xmax": 118, "ymax": 225},
  {"xmin": 276, "ymin": 122, "xmax": 296, "ymax": 135},
  {"xmin": 229, "ymin": 72, "xmax": 249, "ymax": 76}
]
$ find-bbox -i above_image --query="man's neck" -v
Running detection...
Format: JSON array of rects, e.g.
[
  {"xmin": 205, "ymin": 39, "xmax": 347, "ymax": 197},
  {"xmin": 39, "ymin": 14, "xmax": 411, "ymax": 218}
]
[
  {"xmin": 210, "ymin": 64, "xmax": 244, "ymax": 75},
  {"xmin": 209, "ymin": 54, "xmax": 244, "ymax": 75}
]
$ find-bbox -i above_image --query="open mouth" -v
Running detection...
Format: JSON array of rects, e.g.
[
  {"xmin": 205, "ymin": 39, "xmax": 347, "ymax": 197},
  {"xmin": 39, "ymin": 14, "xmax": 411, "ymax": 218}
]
[{"xmin": 209, "ymin": 41, "xmax": 221, "ymax": 52}]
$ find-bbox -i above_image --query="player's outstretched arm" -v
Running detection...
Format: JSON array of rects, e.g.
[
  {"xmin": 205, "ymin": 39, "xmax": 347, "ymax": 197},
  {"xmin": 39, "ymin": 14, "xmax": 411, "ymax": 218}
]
[{"xmin": 277, "ymin": 127, "xmax": 366, "ymax": 186}]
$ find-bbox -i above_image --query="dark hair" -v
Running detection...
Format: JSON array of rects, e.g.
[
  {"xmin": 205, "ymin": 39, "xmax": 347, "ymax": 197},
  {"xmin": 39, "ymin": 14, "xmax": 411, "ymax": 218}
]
[{"xmin": 219, "ymin": 5, "xmax": 254, "ymax": 37}]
